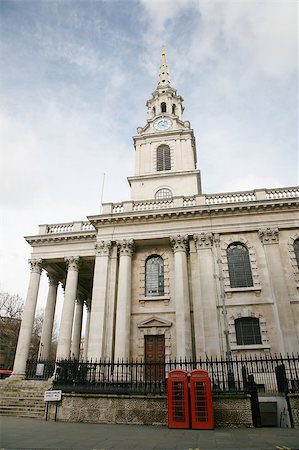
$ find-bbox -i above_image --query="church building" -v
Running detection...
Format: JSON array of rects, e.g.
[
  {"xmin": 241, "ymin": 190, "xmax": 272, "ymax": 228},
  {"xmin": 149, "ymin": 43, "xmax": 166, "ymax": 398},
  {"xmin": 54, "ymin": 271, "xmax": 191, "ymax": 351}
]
[{"xmin": 12, "ymin": 49, "xmax": 299, "ymax": 377}]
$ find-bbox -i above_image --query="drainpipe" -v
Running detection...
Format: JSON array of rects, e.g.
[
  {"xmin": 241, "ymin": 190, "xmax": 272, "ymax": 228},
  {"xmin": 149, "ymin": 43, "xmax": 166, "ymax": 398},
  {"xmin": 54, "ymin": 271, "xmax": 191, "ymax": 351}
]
[{"xmin": 214, "ymin": 233, "xmax": 232, "ymax": 361}]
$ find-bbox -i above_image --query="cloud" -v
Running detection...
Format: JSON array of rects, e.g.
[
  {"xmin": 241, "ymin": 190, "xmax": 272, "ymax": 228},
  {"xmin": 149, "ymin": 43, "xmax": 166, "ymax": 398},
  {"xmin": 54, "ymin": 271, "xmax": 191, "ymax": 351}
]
[{"xmin": 0, "ymin": 114, "xmax": 42, "ymax": 208}]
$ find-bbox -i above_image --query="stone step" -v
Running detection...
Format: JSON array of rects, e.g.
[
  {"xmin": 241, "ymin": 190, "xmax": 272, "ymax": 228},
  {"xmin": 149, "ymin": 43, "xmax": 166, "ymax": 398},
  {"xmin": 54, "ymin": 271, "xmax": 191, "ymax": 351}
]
[
  {"xmin": 0, "ymin": 410, "xmax": 44, "ymax": 419},
  {"xmin": 0, "ymin": 399, "xmax": 45, "ymax": 405},
  {"xmin": 0, "ymin": 379, "xmax": 52, "ymax": 419}
]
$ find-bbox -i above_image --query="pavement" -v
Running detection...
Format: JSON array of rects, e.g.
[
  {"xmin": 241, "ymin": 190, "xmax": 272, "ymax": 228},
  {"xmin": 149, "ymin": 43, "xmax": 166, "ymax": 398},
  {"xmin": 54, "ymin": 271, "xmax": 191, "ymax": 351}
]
[{"xmin": 0, "ymin": 417, "xmax": 299, "ymax": 450}]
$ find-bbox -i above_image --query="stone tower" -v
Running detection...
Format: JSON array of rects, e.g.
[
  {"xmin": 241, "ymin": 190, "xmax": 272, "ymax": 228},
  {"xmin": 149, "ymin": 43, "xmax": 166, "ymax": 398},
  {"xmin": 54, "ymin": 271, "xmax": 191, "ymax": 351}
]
[{"xmin": 128, "ymin": 48, "xmax": 201, "ymax": 201}]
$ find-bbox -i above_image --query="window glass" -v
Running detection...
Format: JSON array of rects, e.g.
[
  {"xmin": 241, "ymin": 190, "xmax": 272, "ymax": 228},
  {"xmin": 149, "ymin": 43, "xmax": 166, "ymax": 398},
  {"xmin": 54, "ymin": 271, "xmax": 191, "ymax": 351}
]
[
  {"xmin": 155, "ymin": 188, "xmax": 172, "ymax": 200},
  {"xmin": 235, "ymin": 317, "xmax": 262, "ymax": 345},
  {"xmin": 145, "ymin": 256, "xmax": 164, "ymax": 297},
  {"xmin": 227, "ymin": 243, "xmax": 253, "ymax": 288}
]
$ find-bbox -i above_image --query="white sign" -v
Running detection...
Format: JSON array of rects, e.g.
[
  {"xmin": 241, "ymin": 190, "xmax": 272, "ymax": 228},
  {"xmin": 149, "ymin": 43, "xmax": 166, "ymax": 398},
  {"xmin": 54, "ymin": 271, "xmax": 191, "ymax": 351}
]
[
  {"xmin": 44, "ymin": 390, "xmax": 62, "ymax": 402},
  {"xmin": 36, "ymin": 363, "xmax": 44, "ymax": 376}
]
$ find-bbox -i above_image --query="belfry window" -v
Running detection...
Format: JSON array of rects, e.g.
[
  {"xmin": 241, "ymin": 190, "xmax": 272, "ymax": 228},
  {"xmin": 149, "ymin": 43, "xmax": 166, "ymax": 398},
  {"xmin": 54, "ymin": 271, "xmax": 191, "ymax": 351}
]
[
  {"xmin": 235, "ymin": 317, "xmax": 262, "ymax": 345},
  {"xmin": 152, "ymin": 106, "xmax": 156, "ymax": 116},
  {"xmin": 157, "ymin": 145, "xmax": 171, "ymax": 171},
  {"xmin": 227, "ymin": 243, "xmax": 253, "ymax": 288},
  {"xmin": 145, "ymin": 255, "xmax": 164, "ymax": 297},
  {"xmin": 161, "ymin": 102, "xmax": 167, "ymax": 113},
  {"xmin": 294, "ymin": 239, "xmax": 299, "ymax": 267},
  {"xmin": 172, "ymin": 104, "xmax": 176, "ymax": 115},
  {"xmin": 155, "ymin": 188, "xmax": 172, "ymax": 200}
]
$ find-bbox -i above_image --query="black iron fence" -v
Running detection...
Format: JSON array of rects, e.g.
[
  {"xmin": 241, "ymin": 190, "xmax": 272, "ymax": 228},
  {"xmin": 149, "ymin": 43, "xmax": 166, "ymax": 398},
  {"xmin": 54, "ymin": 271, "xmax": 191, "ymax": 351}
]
[{"xmin": 25, "ymin": 354, "xmax": 299, "ymax": 396}]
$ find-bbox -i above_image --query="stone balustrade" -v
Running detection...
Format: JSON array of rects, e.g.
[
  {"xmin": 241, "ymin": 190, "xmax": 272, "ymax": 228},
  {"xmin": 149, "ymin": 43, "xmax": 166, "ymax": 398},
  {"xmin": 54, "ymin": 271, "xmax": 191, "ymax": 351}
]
[
  {"xmin": 37, "ymin": 187, "xmax": 298, "ymax": 235},
  {"xmin": 38, "ymin": 221, "xmax": 95, "ymax": 235}
]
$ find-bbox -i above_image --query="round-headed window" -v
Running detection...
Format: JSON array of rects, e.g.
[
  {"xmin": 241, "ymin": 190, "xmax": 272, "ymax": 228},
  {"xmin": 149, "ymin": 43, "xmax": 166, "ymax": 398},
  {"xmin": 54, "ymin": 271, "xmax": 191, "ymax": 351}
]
[{"xmin": 155, "ymin": 188, "xmax": 172, "ymax": 200}]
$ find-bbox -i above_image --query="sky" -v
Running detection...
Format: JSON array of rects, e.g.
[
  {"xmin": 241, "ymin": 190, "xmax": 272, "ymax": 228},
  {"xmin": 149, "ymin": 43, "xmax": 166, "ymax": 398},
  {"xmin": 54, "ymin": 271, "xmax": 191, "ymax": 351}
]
[{"xmin": 0, "ymin": 0, "xmax": 298, "ymax": 323}]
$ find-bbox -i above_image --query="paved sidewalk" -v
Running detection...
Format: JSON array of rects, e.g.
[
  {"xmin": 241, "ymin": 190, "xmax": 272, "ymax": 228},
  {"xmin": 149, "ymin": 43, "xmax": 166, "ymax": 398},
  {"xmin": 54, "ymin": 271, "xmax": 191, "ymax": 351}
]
[{"xmin": 0, "ymin": 417, "xmax": 299, "ymax": 450}]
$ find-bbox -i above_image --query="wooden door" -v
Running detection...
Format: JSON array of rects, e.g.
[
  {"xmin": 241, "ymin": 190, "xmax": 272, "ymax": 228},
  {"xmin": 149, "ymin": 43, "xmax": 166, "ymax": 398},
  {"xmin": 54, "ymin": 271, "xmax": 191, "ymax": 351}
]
[{"xmin": 144, "ymin": 335, "xmax": 165, "ymax": 381}]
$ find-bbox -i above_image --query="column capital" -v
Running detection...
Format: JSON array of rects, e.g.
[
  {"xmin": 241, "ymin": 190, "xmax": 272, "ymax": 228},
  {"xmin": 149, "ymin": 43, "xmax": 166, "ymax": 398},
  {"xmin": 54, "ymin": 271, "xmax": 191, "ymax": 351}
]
[
  {"xmin": 65, "ymin": 256, "xmax": 81, "ymax": 271},
  {"xmin": 85, "ymin": 298, "xmax": 91, "ymax": 310},
  {"xmin": 194, "ymin": 233, "xmax": 213, "ymax": 249},
  {"xmin": 259, "ymin": 227, "xmax": 279, "ymax": 244},
  {"xmin": 169, "ymin": 234, "xmax": 188, "ymax": 253},
  {"xmin": 28, "ymin": 258, "xmax": 43, "ymax": 274},
  {"xmin": 118, "ymin": 239, "xmax": 134, "ymax": 256},
  {"xmin": 95, "ymin": 240, "xmax": 112, "ymax": 256},
  {"xmin": 46, "ymin": 272, "xmax": 59, "ymax": 287}
]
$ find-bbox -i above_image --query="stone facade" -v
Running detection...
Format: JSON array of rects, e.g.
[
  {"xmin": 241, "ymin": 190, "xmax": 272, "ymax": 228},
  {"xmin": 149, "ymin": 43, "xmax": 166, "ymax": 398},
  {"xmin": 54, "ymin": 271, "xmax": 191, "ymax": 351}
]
[
  {"xmin": 288, "ymin": 394, "xmax": 299, "ymax": 429},
  {"xmin": 12, "ymin": 49, "xmax": 299, "ymax": 377},
  {"xmin": 46, "ymin": 393, "xmax": 252, "ymax": 428}
]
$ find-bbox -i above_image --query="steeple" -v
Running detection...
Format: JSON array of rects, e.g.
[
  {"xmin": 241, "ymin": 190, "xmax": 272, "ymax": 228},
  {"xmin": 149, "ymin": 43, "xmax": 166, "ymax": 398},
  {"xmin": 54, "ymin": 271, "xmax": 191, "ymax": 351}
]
[
  {"xmin": 145, "ymin": 47, "xmax": 184, "ymax": 121},
  {"xmin": 157, "ymin": 47, "xmax": 170, "ymax": 88},
  {"xmin": 130, "ymin": 48, "xmax": 202, "ymax": 202}
]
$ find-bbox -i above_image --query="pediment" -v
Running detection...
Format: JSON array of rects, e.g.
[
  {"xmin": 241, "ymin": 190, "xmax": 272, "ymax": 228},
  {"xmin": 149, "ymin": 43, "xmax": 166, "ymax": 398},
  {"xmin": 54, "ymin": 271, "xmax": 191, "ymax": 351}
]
[{"xmin": 137, "ymin": 316, "xmax": 172, "ymax": 328}]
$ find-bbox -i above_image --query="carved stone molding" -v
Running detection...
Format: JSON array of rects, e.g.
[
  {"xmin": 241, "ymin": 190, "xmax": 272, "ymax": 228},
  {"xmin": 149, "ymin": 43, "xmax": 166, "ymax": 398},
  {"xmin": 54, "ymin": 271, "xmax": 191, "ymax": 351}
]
[
  {"xmin": 95, "ymin": 240, "xmax": 112, "ymax": 257},
  {"xmin": 29, "ymin": 258, "xmax": 43, "ymax": 274},
  {"xmin": 46, "ymin": 272, "xmax": 59, "ymax": 287},
  {"xmin": 194, "ymin": 233, "xmax": 213, "ymax": 249},
  {"xmin": 259, "ymin": 228, "xmax": 279, "ymax": 244},
  {"xmin": 118, "ymin": 239, "xmax": 134, "ymax": 256},
  {"xmin": 65, "ymin": 256, "xmax": 80, "ymax": 272},
  {"xmin": 85, "ymin": 298, "xmax": 91, "ymax": 310},
  {"xmin": 169, "ymin": 234, "xmax": 188, "ymax": 252}
]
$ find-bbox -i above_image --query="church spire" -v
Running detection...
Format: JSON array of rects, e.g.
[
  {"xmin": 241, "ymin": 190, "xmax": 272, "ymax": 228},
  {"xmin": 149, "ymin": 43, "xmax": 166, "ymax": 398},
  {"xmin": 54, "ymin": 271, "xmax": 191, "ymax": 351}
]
[{"xmin": 157, "ymin": 47, "xmax": 170, "ymax": 87}]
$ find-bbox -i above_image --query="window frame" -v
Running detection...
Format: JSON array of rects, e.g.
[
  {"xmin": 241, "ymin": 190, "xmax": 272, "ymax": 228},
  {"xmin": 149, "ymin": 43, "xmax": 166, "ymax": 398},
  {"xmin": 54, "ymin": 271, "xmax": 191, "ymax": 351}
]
[
  {"xmin": 156, "ymin": 145, "xmax": 171, "ymax": 172},
  {"xmin": 294, "ymin": 239, "xmax": 299, "ymax": 267},
  {"xmin": 227, "ymin": 243, "xmax": 254, "ymax": 288},
  {"xmin": 235, "ymin": 317, "xmax": 262, "ymax": 345},
  {"xmin": 145, "ymin": 255, "xmax": 164, "ymax": 297}
]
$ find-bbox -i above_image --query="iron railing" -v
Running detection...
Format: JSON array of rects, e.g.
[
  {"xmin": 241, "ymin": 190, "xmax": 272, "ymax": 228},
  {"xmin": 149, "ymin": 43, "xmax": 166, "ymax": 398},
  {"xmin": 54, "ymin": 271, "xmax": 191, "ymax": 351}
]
[{"xmin": 25, "ymin": 354, "xmax": 299, "ymax": 396}]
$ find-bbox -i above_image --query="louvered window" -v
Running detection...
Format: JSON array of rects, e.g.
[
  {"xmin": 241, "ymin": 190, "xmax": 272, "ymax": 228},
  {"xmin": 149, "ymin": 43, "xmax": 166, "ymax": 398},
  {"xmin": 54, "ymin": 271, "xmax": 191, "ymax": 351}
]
[
  {"xmin": 227, "ymin": 243, "xmax": 253, "ymax": 288},
  {"xmin": 235, "ymin": 317, "xmax": 262, "ymax": 345},
  {"xmin": 294, "ymin": 239, "xmax": 299, "ymax": 267},
  {"xmin": 157, "ymin": 145, "xmax": 171, "ymax": 171},
  {"xmin": 145, "ymin": 256, "xmax": 164, "ymax": 297}
]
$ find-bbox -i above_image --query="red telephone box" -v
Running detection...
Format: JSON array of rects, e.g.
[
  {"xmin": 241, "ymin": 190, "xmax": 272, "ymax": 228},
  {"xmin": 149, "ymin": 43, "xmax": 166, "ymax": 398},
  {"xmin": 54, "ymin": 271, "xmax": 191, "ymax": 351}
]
[
  {"xmin": 167, "ymin": 370, "xmax": 189, "ymax": 428},
  {"xmin": 190, "ymin": 369, "xmax": 214, "ymax": 429}
]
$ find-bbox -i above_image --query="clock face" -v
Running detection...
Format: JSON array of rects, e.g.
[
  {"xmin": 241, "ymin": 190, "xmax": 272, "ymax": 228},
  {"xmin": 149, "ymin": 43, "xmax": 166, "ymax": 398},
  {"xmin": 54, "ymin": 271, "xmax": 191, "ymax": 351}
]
[{"xmin": 154, "ymin": 118, "xmax": 172, "ymax": 131}]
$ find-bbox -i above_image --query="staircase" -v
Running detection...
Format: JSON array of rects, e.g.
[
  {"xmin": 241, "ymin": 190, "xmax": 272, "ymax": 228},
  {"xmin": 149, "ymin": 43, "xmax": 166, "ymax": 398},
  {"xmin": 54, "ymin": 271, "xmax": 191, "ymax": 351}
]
[{"xmin": 0, "ymin": 378, "xmax": 53, "ymax": 419}]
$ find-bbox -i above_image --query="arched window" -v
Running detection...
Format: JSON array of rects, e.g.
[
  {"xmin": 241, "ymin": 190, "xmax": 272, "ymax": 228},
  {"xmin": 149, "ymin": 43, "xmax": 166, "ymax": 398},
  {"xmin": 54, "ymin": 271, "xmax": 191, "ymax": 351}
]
[
  {"xmin": 152, "ymin": 106, "xmax": 156, "ymax": 116},
  {"xmin": 145, "ymin": 255, "xmax": 164, "ymax": 297},
  {"xmin": 235, "ymin": 317, "xmax": 262, "ymax": 345},
  {"xmin": 161, "ymin": 102, "xmax": 167, "ymax": 113},
  {"xmin": 172, "ymin": 104, "xmax": 176, "ymax": 115},
  {"xmin": 294, "ymin": 239, "xmax": 299, "ymax": 267},
  {"xmin": 157, "ymin": 145, "xmax": 171, "ymax": 171},
  {"xmin": 227, "ymin": 243, "xmax": 253, "ymax": 288},
  {"xmin": 155, "ymin": 188, "xmax": 172, "ymax": 200}
]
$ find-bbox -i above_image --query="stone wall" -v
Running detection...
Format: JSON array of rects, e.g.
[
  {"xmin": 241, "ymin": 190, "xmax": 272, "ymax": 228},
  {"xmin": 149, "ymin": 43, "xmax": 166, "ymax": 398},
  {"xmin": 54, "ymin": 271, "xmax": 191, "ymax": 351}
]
[
  {"xmin": 46, "ymin": 393, "xmax": 252, "ymax": 428},
  {"xmin": 288, "ymin": 394, "xmax": 299, "ymax": 429}
]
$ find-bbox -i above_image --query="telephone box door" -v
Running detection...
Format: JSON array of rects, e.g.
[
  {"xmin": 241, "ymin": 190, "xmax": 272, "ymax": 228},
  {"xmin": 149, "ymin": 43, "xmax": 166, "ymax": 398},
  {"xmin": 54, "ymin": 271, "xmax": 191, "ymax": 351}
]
[
  {"xmin": 190, "ymin": 369, "xmax": 214, "ymax": 429},
  {"xmin": 167, "ymin": 370, "xmax": 189, "ymax": 428}
]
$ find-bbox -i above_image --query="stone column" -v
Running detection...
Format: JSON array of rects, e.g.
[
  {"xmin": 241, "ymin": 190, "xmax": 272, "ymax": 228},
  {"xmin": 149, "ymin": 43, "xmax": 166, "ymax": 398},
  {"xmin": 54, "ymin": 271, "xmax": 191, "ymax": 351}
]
[
  {"xmin": 71, "ymin": 299, "xmax": 84, "ymax": 359},
  {"xmin": 83, "ymin": 301, "xmax": 91, "ymax": 361},
  {"xmin": 56, "ymin": 256, "xmax": 80, "ymax": 359},
  {"xmin": 170, "ymin": 235, "xmax": 192, "ymax": 360},
  {"xmin": 87, "ymin": 241, "xmax": 112, "ymax": 361},
  {"xmin": 12, "ymin": 259, "xmax": 43, "ymax": 376},
  {"xmin": 194, "ymin": 233, "xmax": 221, "ymax": 357},
  {"xmin": 104, "ymin": 244, "xmax": 118, "ymax": 360},
  {"xmin": 38, "ymin": 273, "xmax": 59, "ymax": 360},
  {"xmin": 259, "ymin": 228, "xmax": 297, "ymax": 354},
  {"xmin": 114, "ymin": 239, "xmax": 134, "ymax": 361}
]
